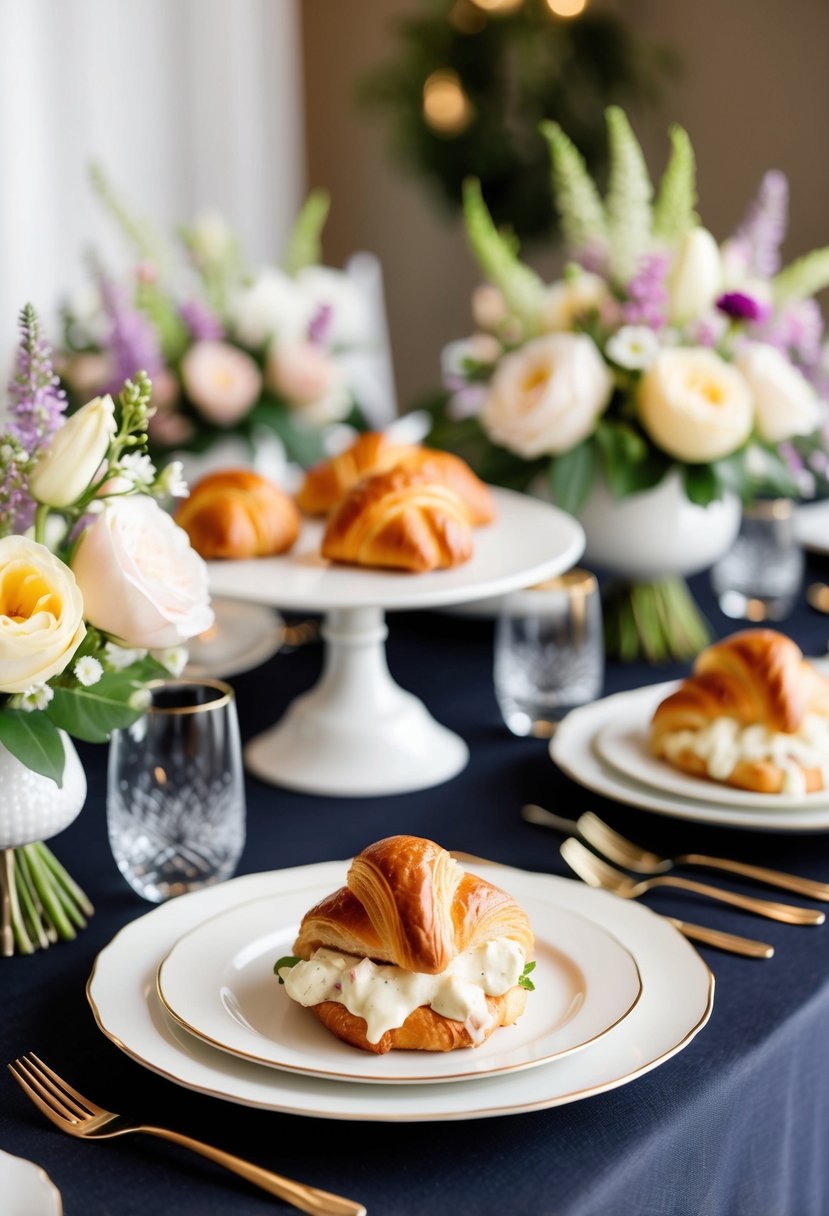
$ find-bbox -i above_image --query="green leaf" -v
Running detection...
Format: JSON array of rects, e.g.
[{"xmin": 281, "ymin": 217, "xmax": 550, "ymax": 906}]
[
  {"xmin": 548, "ymin": 439, "xmax": 598, "ymax": 515},
  {"xmin": 0, "ymin": 710, "xmax": 65, "ymax": 786},
  {"xmin": 274, "ymin": 956, "xmax": 302, "ymax": 984},
  {"xmin": 519, "ymin": 960, "xmax": 536, "ymax": 992},
  {"xmin": 462, "ymin": 179, "xmax": 546, "ymax": 334},
  {"xmin": 604, "ymin": 106, "xmax": 653, "ymax": 284},
  {"xmin": 773, "ymin": 247, "xmax": 829, "ymax": 305},
  {"xmin": 594, "ymin": 421, "xmax": 670, "ymax": 498},
  {"xmin": 282, "ymin": 190, "xmax": 331, "ymax": 276},
  {"xmin": 46, "ymin": 671, "xmax": 149, "ymax": 743},
  {"xmin": 682, "ymin": 463, "xmax": 721, "ymax": 507},
  {"xmin": 652, "ymin": 124, "xmax": 698, "ymax": 244},
  {"xmin": 540, "ymin": 121, "xmax": 607, "ymax": 252}
]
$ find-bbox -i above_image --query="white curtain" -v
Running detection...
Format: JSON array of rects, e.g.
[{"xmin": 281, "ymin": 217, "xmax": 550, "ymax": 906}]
[{"xmin": 0, "ymin": 0, "xmax": 304, "ymax": 361}]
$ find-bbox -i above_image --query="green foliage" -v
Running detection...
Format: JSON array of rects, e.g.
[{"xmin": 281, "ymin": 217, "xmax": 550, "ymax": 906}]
[
  {"xmin": 773, "ymin": 247, "xmax": 829, "ymax": 305},
  {"xmin": 518, "ymin": 961, "xmax": 537, "ymax": 992},
  {"xmin": 594, "ymin": 419, "xmax": 671, "ymax": 498},
  {"xmin": 548, "ymin": 438, "xmax": 598, "ymax": 515},
  {"xmin": 462, "ymin": 180, "xmax": 545, "ymax": 332},
  {"xmin": 283, "ymin": 190, "xmax": 331, "ymax": 276},
  {"xmin": 46, "ymin": 654, "xmax": 167, "ymax": 744},
  {"xmin": 604, "ymin": 106, "xmax": 653, "ymax": 283},
  {"xmin": 274, "ymin": 956, "xmax": 301, "ymax": 984},
  {"xmin": 652, "ymin": 124, "xmax": 698, "ymax": 243},
  {"xmin": 0, "ymin": 710, "xmax": 66, "ymax": 786},
  {"xmin": 541, "ymin": 121, "xmax": 606, "ymax": 251},
  {"xmin": 246, "ymin": 396, "xmax": 327, "ymax": 468}
]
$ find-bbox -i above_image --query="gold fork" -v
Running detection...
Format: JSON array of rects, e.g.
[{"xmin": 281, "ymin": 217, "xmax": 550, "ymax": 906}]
[
  {"xmin": 560, "ymin": 837, "xmax": 824, "ymax": 927},
  {"xmin": 8, "ymin": 1054, "xmax": 366, "ymax": 1216},
  {"xmin": 523, "ymin": 803, "xmax": 829, "ymax": 902}
]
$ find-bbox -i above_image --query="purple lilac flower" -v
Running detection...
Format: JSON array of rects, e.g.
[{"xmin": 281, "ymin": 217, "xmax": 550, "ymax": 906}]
[
  {"xmin": 716, "ymin": 291, "xmax": 772, "ymax": 324},
  {"xmin": 622, "ymin": 252, "xmax": 670, "ymax": 329},
  {"xmin": 732, "ymin": 170, "xmax": 789, "ymax": 278},
  {"xmin": 307, "ymin": 303, "xmax": 333, "ymax": 346},
  {"xmin": 753, "ymin": 298, "xmax": 825, "ymax": 373},
  {"xmin": 98, "ymin": 274, "xmax": 164, "ymax": 392},
  {"xmin": 179, "ymin": 298, "xmax": 224, "ymax": 341}
]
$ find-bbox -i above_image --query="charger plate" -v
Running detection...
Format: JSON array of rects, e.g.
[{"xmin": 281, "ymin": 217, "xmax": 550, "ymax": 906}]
[
  {"xmin": 156, "ymin": 889, "xmax": 642, "ymax": 1084},
  {"xmin": 87, "ymin": 860, "xmax": 713, "ymax": 1121}
]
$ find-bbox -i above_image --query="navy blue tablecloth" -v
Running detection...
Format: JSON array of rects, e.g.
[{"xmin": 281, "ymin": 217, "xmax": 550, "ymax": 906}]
[{"xmin": 3, "ymin": 565, "xmax": 829, "ymax": 1216}]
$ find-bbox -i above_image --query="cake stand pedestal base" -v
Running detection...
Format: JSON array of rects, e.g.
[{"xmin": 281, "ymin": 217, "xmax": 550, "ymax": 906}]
[{"xmin": 244, "ymin": 607, "xmax": 469, "ymax": 796}]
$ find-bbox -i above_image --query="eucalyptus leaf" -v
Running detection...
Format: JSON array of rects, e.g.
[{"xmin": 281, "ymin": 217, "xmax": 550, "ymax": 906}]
[{"xmin": 0, "ymin": 710, "xmax": 65, "ymax": 786}]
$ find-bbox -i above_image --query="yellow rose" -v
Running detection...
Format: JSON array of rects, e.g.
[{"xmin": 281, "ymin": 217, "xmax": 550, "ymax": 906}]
[
  {"xmin": 0, "ymin": 537, "xmax": 85, "ymax": 693},
  {"xmin": 29, "ymin": 395, "xmax": 117, "ymax": 508},
  {"xmin": 638, "ymin": 348, "xmax": 754, "ymax": 463}
]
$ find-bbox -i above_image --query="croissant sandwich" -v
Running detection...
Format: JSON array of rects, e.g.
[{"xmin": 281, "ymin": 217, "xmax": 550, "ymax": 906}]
[
  {"xmin": 275, "ymin": 835, "xmax": 535, "ymax": 1054},
  {"xmin": 175, "ymin": 469, "xmax": 300, "ymax": 559},
  {"xmin": 321, "ymin": 467, "xmax": 475, "ymax": 573},
  {"xmin": 296, "ymin": 431, "xmax": 495, "ymax": 526},
  {"xmin": 650, "ymin": 628, "xmax": 829, "ymax": 795}
]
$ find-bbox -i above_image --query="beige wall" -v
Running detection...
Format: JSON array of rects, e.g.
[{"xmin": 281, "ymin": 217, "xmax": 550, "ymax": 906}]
[{"xmin": 301, "ymin": 0, "xmax": 829, "ymax": 409}]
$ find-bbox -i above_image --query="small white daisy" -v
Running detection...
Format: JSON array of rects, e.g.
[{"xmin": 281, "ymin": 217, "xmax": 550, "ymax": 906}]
[
  {"xmin": 74, "ymin": 656, "xmax": 104, "ymax": 687},
  {"xmin": 118, "ymin": 452, "xmax": 156, "ymax": 487},
  {"xmin": 19, "ymin": 684, "xmax": 54, "ymax": 712},
  {"xmin": 129, "ymin": 688, "xmax": 152, "ymax": 711},
  {"xmin": 156, "ymin": 460, "xmax": 189, "ymax": 498},
  {"xmin": 104, "ymin": 642, "xmax": 147, "ymax": 670},
  {"xmin": 605, "ymin": 326, "xmax": 661, "ymax": 371},
  {"xmin": 154, "ymin": 646, "xmax": 188, "ymax": 677}
]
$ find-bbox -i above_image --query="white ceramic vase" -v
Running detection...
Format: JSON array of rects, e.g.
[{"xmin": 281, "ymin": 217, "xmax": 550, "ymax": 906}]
[
  {"xmin": 576, "ymin": 469, "xmax": 741, "ymax": 581},
  {"xmin": 0, "ymin": 734, "xmax": 87, "ymax": 850}
]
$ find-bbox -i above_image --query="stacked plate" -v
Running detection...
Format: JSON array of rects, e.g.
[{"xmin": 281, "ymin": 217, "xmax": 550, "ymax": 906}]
[
  {"xmin": 552, "ymin": 680, "xmax": 829, "ymax": 833},
  {"xmin": 87, "ymin": 859, "xmax": 712, "ymax": 1121},
  {"xmin": 0, "ymin": 1150, "xmax": 62, "ymax": 1216}
]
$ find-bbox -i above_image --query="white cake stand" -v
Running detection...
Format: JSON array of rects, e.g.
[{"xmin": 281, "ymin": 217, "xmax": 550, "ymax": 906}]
[{"xmin": 207, "ymin": 488, "xmax": 584, "ymax": 797}]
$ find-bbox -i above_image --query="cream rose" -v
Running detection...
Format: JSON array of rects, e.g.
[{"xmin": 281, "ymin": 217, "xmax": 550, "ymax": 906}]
[
  {"xmin": 736, "ymin": 342, "xmax": 822, "ymax": 443},
  {"xmin": 0, "ymin": 537, "xmax": 85, "ymax": 693},
  {"xmin": 29, "ymin": 395, "xmax": 117, "ymax": 508},
  {"xmin": 540, "ymin": 272, "xmax": 609, "ymax": 333},
  {"xmin": 266, "ymin": 341, "xmax": 352, "ymax": 425},
  {"xmin": 666, "ymin": 228, "xmax": 722, "ymax": 324},
  {"xmin": 481, "ymin": 333, "xmax": 613, "ymax": 459},
  {"xmin": 71, "ymin": 496, "xmax": 213, "ymax": 649},
  {"xmin": 638, "ymin": 348, "xmax": 754, "ymax": 462},
  {"xmin": 181, "ymin": 340, "xmax": 262, "ymax": 427}
]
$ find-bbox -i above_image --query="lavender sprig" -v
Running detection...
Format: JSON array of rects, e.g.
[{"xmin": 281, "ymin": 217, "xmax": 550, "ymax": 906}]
[
  {"xmin": 732, "ymin": 170, "xmax": 789, "ymax": 278},
  {"xmin": 98, "ymin": 274, "xmax": 163, "ymax": 392}
]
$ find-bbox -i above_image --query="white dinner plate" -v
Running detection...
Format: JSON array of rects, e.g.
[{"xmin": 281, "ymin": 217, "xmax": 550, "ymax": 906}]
[
  {"xmin": 87, "ymin": 861, "xmax": 713, "ymax": 1122},
  {"xmin": 795, "ymin": 499, "xmax": 829, "ymax": 554},
  {"xmin": 156, "ymin": 891, "xmax": 642, "ymax": 1085},
  {"xmin": 0, "ymin": 1150, "xmax": 62, "ymax": 1216},
  {"xmin": 594, "ymin": 684, "xmax": 829, "ymax": 811},
  {"xmin": 552, "ymin": 684, "xmax": 829, "ymax": 833},
  {"xmin": 206, "ymin": 488, "xmax": 585, "ymax": 613},
  {"xmin": 184, "ymin": 599, "xmax": 284, "ymax": 680}
]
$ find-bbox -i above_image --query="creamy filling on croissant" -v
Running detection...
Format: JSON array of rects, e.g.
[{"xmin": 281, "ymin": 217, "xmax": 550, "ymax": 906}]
[
  {"xmin": 278, "ymin": 938, "xmax": 526, "ymax": 1044},
  {"xmin": 660, "ymin": 714, "xmax": 829, "ymax": 793}
]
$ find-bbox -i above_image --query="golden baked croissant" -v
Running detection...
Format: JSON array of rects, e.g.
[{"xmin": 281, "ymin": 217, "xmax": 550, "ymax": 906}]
[
  {"xmin": 320, "ymin": 467, "xmax": 474, "ymax": 573},
  {"xmin": 296, "ymin": 432, "xmax": 495, "ymax": 525},
  {"xmin": 650, "ymin": 629, "xmax": 829, "ymax": 794},
  {"xmin": 174, "ymin": 469, "xmax": 300, "ymax": 559},
  {"xmin": 280, "ymin": 835, "xmax": 535, "ymax": 1054}
]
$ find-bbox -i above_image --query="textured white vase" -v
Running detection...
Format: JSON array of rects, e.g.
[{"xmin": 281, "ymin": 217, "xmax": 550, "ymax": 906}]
[
  {"xmin": 0, "ymin": 734, "xmax": 87, "ymax": 850},
  {"xmin": 577, "ymin": 470, "xmax": 741, "ymax": 581}
]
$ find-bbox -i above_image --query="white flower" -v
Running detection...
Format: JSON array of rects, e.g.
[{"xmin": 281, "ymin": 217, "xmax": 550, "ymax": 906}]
[
  {"xmin": 18, "ymin": 684, "xmax": 54, "ymax": 712},
  {"xmin": 154, "ymin": 646, "xmax": 188, "ymax": 677},
  {"xmin": 441, "ymin": 335, "xmax": 502, "ymax": 382},
  {"xmin": 666, "ymin": 227, "xmax": 722, "ymax": 324},
  {"xmin": 74, "ymin": 656, "xmax": 103, "ymax": 687},
  {"xmin": 189, "ymin": 209, "xmax": 235, "ymax": 264},
  {"xmin": 229, "ymin": 269, "xmax": 311, "ymax": 349},
  {"xmin": 103, "ymin": 642, "xmax": 147, "ymax": 670},
  {"xmin": 156, "ymin": 461, "xmax": 189, "ymax": 499},
  {"xmin": 295, "ymin": 265, "xmax": 372, "ymax": 348},
  {"xmin": 29, "ymin": 395, "xmax": 117, "ymax": 508},
  {"xmin": 481, "ymin": 333, "xmax": 613, "ymax": 459},
  {"xmin": 129, "ymin": 688, "xmax": 152, "ymax": 712},
  {"xmin": 736, "ymin": 342, "xmax": 822, "ymax": 444},
  {"xmin": 605, "ymin": 326, "xmax": 661, "ymax": 370},
  {"xmin": 117, "ymin": 452, "xmax": 156, "ymax": 487},
  {"xmin": 638, "ymin": 347, "xmax": 754, "ymax": 462},
  {"xmin": 540, "ymin": 272, "xmax": 609, "ymax": 333}
]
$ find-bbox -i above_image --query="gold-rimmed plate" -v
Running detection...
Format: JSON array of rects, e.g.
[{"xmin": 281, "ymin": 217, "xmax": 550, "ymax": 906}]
[{"xmin": 155, "ymin": 888, "xmax": 642, "ymax": 1085}]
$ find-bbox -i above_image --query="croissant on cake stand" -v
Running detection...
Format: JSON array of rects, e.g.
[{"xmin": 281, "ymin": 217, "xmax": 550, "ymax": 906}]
[{"xmin": 280, "ymin": 835, "xmax": 535, "ymax": 1054}]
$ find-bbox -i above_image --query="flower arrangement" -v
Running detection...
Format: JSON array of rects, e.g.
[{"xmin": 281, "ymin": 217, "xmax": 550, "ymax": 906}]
[
  {"xmin": 0, "ymin": 304, "xmax": 213, "ymax": 955},
  {"xmin": 59, "ymin": 173, "xmax": 375, "ymax": 471},
  {"xmin": 429, "ymin": 107, "xmax": 829, "ymax": 659}
]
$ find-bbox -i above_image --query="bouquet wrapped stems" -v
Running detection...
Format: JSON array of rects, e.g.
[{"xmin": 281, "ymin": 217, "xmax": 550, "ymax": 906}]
[
  {"xmin": 602, "ymin": 576, "xmax": 712, "ymax": 663},
  {"xmin": 1, "ymin": 844, "xmax": 93, "ymax": 958}
]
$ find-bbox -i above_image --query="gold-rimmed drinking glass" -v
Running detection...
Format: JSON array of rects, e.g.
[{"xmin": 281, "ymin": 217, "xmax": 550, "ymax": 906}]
[{"xmin": 107, "ymin": 679, "xmax": 246, "ymax": 903}]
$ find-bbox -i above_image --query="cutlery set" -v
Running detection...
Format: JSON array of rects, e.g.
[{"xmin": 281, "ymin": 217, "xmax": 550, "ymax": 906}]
[{"xmin": 522, "ymin": 802, "xmax": 828, "ymax": 959}]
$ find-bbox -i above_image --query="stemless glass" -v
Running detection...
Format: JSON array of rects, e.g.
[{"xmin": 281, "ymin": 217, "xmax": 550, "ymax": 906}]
[
  {"xmin": 494, "ymin": 569, "xmax": 604, "ymax": 738},
  {"xmin": 710, "ymin": 498, "xmax": 804, "ymax": 621},
  {"xmin": 107, "ymin": 679, "xmax": 245, "ymax": 903}
]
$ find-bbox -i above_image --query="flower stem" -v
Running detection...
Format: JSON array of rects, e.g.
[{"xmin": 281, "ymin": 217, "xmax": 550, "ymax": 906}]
[
  {"xmin": 603, "ymin": 577, "xmax": 711, "ymax": 662},
  {"xmin": 0, "ymin": 843, "xmax": 93, "ymax": 956},
  {"xmin": 33, "ymin": 502, "xmax": 49, "ymax": 546}
]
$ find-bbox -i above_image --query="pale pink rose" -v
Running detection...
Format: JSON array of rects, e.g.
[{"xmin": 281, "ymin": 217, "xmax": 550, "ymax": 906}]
[
  {"xmin": 181, "ymin": 340, "xmax": 261, "ymax": 426},
  {"xmin": 71, "ymin": 495, "xmax": 213, "ymax": 648},
  {"xmin": 62, "ymin": 351, "xmax": 113, "ymax": 399},
  {"xmin": 265, "ymin": 341, "xmax": 351, "ymax": 424}
]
